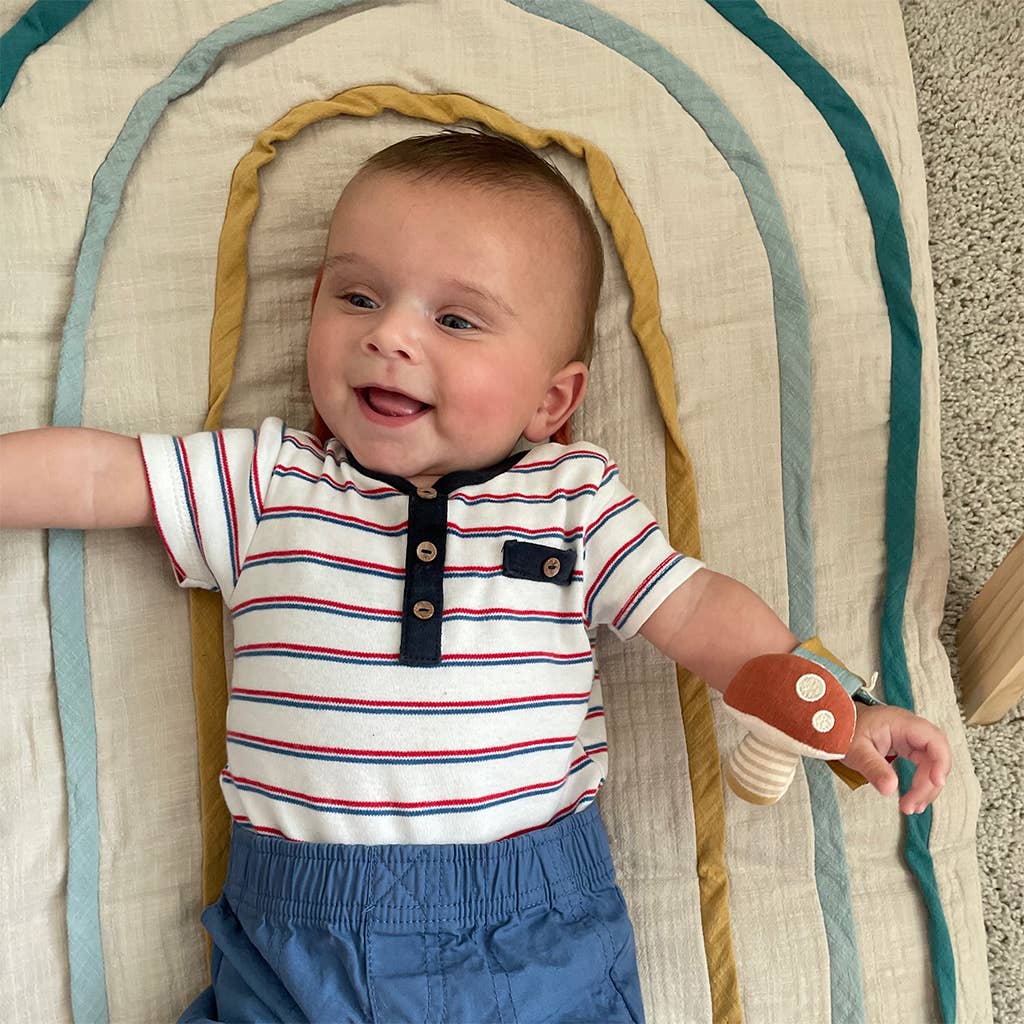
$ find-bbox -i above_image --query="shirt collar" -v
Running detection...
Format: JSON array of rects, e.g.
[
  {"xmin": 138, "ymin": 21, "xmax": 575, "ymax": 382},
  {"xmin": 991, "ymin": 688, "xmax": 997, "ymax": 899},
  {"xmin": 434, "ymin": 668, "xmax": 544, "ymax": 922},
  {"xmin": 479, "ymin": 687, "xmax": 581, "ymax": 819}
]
[{"xmin": 342, "ymin": 445, "xmax": 529, "ymax": 496}]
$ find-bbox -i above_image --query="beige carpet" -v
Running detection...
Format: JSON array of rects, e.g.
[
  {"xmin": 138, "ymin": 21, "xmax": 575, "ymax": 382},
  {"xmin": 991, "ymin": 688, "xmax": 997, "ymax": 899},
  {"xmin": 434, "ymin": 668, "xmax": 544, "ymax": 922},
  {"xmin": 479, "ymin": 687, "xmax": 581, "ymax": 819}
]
[{"xmin": 900, "ymin": 2, "xmax": 1023, "ymax": 1020}]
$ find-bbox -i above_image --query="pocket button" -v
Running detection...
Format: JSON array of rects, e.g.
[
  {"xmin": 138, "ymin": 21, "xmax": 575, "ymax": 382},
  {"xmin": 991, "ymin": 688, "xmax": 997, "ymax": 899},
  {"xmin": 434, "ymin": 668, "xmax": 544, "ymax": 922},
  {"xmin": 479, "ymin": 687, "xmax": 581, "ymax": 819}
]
[{"xmin": 543, "ymin": 557, "xmax": 561, "ymax": 578}]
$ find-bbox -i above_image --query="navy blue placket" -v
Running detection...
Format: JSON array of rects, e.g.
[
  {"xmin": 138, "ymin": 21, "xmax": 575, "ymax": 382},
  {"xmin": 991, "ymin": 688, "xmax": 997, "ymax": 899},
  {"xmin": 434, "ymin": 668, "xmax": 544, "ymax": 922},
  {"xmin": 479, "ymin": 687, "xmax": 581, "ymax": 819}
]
[
  {"xmin": 342, "ymin": 447, "xmax": 530, "ymax": 668},
  {"xmin": 400, "ymin": 486, "xmax": 448, "ymax": 665}
]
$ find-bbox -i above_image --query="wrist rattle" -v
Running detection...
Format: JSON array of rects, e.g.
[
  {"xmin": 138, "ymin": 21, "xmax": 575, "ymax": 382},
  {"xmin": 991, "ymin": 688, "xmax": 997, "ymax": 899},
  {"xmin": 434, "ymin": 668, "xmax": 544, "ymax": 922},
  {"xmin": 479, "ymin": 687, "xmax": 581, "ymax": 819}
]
[{"xmin": 721, "ymin": 640, "xmax": 879, "ymax": 805}]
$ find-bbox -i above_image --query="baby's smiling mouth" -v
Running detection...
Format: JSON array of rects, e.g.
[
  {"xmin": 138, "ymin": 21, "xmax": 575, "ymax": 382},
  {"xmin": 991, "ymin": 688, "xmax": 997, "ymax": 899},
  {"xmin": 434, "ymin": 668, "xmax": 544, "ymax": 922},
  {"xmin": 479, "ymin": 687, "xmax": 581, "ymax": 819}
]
[{"xmin": 358, "ymin": 386, "xmax": 432, "ymax": 418}]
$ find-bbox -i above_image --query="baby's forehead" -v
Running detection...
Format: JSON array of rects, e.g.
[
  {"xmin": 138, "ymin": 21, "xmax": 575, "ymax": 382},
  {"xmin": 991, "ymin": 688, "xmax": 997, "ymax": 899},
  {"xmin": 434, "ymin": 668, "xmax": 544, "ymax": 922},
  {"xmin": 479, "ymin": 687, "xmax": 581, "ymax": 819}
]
[
  {"xmin": 332, "ymin": 166, "xmax": 578, "ymax": 225},
  {"xmin": 325, "ymin": 171, "xmax": 586, "ymax": 278}
]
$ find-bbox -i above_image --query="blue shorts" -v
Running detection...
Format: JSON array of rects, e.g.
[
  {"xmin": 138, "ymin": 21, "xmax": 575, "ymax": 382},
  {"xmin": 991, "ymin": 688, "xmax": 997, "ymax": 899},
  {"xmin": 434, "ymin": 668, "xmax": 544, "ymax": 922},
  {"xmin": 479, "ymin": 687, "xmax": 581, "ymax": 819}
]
[{"xmin": 179, "ymin": 803, "xmax": 645, "ymax": 1023}]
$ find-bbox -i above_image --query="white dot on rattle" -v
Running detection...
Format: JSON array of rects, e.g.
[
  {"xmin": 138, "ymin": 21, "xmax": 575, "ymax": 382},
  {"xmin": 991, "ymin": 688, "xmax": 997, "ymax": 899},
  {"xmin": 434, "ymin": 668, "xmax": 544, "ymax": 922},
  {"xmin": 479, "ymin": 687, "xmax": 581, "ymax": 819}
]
[
  {"xmin": 796, "ymin": 673, "xmax": 827, "ymax": 702},
  {"xmin": 812, "ymin": 710, "xmax": 836, "ymax": 733}
]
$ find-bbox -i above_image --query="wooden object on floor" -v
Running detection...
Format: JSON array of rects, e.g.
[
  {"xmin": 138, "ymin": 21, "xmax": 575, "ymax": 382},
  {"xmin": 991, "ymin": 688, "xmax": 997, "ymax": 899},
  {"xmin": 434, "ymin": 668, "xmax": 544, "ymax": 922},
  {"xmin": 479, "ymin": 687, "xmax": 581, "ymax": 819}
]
[{"xmin": 957, "ymin": 533, "xmax": 1024, "ymax": 724}]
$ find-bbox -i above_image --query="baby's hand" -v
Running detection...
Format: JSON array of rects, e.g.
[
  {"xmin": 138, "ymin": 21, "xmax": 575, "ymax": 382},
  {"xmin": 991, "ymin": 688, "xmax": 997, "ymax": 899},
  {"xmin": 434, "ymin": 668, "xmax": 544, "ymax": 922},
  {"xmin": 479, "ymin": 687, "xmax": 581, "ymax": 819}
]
[{"xmin": 841, "ymin": 704, "xmax": 951, "ymax": 815}]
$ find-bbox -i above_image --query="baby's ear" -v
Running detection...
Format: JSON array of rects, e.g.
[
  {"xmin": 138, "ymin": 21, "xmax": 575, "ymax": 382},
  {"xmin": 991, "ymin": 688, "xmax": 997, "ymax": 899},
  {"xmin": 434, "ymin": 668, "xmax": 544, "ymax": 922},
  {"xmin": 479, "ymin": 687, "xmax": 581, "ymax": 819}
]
[{"xmin": 523, "ymin": 362, "xmax": 589, "ymax": 443}]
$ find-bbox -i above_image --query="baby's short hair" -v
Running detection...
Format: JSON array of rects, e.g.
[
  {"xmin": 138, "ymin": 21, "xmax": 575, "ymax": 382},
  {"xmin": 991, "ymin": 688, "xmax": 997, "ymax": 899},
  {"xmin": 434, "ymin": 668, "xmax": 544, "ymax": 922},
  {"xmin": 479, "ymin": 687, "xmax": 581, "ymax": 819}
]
[{"xmin": 356, "ymin": 129, "xmax": 604, "ymax": 365}]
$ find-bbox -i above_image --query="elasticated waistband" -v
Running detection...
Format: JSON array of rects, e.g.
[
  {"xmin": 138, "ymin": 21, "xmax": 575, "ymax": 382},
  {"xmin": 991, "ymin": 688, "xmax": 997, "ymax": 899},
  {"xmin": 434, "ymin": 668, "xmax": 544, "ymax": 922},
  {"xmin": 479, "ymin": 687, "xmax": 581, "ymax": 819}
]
[{"xmin": 223, "ymin": 803, "xmax": 616, "ymax": 928}]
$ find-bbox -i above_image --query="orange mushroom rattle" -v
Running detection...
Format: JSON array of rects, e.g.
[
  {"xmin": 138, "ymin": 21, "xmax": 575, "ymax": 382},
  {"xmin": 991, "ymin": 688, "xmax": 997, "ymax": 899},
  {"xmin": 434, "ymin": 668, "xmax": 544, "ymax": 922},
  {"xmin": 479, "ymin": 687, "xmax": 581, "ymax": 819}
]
[{"xmin": 722, "ymin": 652, "xmax": 857, "ymax": 804}]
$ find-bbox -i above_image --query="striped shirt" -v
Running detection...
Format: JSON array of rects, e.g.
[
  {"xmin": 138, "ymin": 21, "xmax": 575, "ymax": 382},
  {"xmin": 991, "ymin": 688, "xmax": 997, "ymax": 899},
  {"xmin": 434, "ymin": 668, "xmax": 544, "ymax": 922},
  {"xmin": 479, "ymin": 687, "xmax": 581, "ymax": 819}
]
[{"xmin": 140, "ymin": 417, "xmax": 703, "ymax": 844}]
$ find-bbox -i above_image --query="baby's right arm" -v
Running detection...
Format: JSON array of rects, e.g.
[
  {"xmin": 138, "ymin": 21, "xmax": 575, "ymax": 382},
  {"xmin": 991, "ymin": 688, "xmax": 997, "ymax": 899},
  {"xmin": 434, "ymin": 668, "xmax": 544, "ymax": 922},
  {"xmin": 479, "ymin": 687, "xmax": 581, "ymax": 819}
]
[{"xmin": 0, "ymin": 427, "xmax": 153, "ymax": 530}]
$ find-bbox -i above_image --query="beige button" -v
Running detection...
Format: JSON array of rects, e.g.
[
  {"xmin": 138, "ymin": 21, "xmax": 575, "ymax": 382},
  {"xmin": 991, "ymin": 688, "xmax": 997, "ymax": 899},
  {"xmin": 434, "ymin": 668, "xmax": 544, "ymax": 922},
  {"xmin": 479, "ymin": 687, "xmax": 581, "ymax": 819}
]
[
  {"xmin": 812, "ymin": 710, "xmax": 836, "ymax": 733},
  {"xmin": 413, "ymin": 600, "xmax": 435, "ymax": 620},
  {"xmin": 795, "ymin": 673, "xmax": 827, "ymax": 702},
  {"xmin": 416, "ymin": 541, "xmax": 437, "ymax": 563},
  {"xmin": 543, "ymin": 557, "xmax": 561, "ymax": 578},
  {"xmin": 416, "ymin": 486, "xmax": 437, "ymax": 500}
]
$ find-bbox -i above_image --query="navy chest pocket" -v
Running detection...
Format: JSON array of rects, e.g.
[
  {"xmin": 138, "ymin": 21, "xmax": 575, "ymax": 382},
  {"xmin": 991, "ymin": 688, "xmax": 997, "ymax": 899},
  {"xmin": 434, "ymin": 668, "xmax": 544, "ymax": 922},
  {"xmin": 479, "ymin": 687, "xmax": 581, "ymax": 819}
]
[{"xmin": 501, "ymin": 540, "xmax": 577, "ymax": 586}]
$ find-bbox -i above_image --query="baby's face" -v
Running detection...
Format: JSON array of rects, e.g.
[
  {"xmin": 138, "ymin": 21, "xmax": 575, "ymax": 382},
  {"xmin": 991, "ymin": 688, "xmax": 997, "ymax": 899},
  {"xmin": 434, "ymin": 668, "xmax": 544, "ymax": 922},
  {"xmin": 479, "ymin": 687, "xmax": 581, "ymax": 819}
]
[{"xmin": 307, "ymin": 170, "xmax": 588, "ymax": 485}]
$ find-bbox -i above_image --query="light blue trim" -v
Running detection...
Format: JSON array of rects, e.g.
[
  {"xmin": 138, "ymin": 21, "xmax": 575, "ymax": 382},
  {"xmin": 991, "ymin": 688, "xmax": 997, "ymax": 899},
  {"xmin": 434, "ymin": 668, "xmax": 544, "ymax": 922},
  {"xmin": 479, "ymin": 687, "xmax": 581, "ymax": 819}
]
[
  {"xmin": 509, "ymin": 0, "xmax": 816, "ymax": 635},
  {"xmin": 48, "ymin": 528, "xmax": 108, "ymax": 1024},
  {"xmin": 505, "ymin": 3, "xmax": 862, "ymax": 1021},
  {"xmin": 793, "ymin": 643, "xmax": 865, "ymax": 697},
  {"xmin": 47, "ymin": 3, "xmax": 396, "ymax": 1020}
]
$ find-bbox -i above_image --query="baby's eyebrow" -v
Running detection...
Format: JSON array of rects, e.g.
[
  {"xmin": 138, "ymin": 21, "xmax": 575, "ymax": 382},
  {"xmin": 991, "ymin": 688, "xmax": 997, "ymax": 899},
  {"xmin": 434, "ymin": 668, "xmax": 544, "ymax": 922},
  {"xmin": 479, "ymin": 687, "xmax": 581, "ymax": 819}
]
[
  {"xmin": 323, "ymin": 251, "xmax": 365, "ymax": 274},
  {"xmin": 443, "ymin": 277, "xmax": 517, "ymax": 319}
]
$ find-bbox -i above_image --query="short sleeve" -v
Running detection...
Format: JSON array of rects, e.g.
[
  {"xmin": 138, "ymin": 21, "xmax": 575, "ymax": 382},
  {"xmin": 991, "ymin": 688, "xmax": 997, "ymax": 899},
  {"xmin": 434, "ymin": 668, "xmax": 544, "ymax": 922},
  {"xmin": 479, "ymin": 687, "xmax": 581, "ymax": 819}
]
[
  {"xmin": 581, "ymin": 459, "xmax": 703, "ymax": 639},
  {"xmin": 138, "ymin": 416, "xmax": 285, "ymax": 599}
]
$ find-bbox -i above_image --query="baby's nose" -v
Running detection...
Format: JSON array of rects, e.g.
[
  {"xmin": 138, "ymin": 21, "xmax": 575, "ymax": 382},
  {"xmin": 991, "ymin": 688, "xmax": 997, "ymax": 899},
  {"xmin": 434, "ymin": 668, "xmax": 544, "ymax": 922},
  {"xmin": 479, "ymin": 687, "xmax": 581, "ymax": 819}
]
[
  {"xmin": 362, "ymin": 317, "xmax": 421, "ymax": 362},
  {"xmin": 364, "ymin": 336, "xmax": 414, "ymax": 360}
]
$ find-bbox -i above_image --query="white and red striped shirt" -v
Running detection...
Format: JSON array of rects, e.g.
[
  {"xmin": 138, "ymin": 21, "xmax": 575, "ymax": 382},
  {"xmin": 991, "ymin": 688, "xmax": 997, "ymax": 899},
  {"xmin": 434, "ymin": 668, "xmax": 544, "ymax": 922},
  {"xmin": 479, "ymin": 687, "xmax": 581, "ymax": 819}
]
[{"xmin": 140, "ymin": 418, "xmax": 702, "ymax": 844}]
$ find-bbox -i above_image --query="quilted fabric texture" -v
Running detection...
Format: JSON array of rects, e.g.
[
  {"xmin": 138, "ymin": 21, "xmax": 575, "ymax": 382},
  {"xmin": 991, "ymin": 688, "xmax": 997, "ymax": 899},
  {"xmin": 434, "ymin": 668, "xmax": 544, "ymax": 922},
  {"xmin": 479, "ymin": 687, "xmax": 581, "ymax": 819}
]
[{"xmin": 0, "ymin": 1, "xmax": 991, "ymax": 1022}]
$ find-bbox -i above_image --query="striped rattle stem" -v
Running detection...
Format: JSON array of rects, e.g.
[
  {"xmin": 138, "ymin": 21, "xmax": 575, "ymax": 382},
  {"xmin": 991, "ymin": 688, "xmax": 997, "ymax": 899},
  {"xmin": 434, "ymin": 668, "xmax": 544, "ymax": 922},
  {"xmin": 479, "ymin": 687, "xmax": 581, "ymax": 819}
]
[{"xmin": 725, "ymin": 732, "xmax": 800, "ymax": 805}]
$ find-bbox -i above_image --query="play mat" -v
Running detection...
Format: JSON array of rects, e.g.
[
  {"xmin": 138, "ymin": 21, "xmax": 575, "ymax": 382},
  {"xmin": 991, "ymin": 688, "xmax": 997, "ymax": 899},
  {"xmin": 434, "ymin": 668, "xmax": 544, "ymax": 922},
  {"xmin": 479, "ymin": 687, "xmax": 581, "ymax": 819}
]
[{"xmin": 0, "ymin": 0, "xmax": 992, "ymax": 1021}]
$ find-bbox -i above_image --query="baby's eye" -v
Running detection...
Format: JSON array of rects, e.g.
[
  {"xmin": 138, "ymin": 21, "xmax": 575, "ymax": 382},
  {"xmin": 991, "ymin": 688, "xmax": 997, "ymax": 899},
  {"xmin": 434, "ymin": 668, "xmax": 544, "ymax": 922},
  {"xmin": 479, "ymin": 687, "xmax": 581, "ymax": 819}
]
[
  {"xmin": 343, "ymin": 293, "xmax": 378, "ymax": 310},
  {"xmin": 438, "ymin": 313, "xmax": 476, "ymax": 330}
]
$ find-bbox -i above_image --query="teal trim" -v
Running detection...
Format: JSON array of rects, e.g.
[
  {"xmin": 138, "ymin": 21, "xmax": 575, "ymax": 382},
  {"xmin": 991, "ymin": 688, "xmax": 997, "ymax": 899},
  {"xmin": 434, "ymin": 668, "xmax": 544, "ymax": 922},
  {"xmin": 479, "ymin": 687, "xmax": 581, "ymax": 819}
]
[
  {"xmin": 506, "ymin": 3, "xmax": 864, "ymax": 1021},
  {"xmin": 47, "ymin": 2, "xmax": 396, "ymax": 1020},
  {"xmin": 0, "ymin": 1, "xmax": 92, "ymax": 106},
  {"xmin": 704, "ymin": 2, "xmax": 957, "ymax": 1021}
]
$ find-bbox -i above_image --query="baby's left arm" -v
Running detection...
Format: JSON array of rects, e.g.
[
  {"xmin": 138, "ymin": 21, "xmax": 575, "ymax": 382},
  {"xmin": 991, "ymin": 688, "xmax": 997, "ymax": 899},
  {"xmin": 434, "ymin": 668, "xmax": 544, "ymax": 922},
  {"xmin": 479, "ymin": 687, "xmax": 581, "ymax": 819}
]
[
  {"xmin": 841, "ymin": 703, "xmax": 951, "ymax": 814},
  {"xmin": 640, "ymin": 568, "xmax": 952, "ymax": 812},
  {"xmin": 638, "ymin": 568, "xmax": 800, "ymax": 692}
]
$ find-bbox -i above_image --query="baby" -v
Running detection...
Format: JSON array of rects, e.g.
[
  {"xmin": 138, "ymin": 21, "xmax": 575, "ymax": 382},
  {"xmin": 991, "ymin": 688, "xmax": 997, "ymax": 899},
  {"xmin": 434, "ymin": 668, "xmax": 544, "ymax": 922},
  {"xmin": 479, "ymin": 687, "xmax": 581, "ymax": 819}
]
[{"xmin": 1, "ymin": 130, "xmax": 951, "ymax": 1024}]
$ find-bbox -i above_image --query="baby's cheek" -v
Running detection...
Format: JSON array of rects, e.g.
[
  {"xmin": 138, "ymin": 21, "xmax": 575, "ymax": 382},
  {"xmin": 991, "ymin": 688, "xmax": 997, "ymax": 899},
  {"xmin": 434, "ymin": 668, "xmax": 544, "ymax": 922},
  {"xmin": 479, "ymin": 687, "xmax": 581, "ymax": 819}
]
[
  {"xmin": 453, "ymin": 393, "xmax": 507, "ymax": 439},
  {"xmin": 448, "ymin": 365, "xmax": 509, "ymax": 413},
  {"xmin": 444, "ymin": 375, "xmax": 523, "ymax": 447}
]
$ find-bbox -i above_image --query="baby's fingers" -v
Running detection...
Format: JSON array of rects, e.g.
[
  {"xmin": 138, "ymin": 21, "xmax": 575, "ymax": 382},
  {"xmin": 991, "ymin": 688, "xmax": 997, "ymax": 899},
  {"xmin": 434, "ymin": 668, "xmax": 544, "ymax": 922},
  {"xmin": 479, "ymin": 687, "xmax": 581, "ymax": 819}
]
[
  {"xmin": 895, "ymin": 738, "xmax": 950, "ymax": 814},
  {"xmin": 905, "ymin": 747, "xmax": 951, "ymax": 787},
  {"xmin": 899, "ymin": 765, "xmax": 944, "ymax": 816}
]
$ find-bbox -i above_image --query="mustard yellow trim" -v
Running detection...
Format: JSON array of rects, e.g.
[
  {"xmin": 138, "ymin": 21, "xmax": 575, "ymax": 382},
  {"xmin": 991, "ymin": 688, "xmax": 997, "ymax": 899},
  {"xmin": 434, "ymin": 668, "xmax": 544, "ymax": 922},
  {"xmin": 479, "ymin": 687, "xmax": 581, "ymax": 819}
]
[
  {"xmin": 196, "ymin": 85, "xmax": 739, "ymax": 1020},
  {"xmin": 829, "ymin": 761, "xmax": 869, "ymax": 791},
  {"xmin": 800, "ymin": 634, "xmax": 836, "ymax": 663}
]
